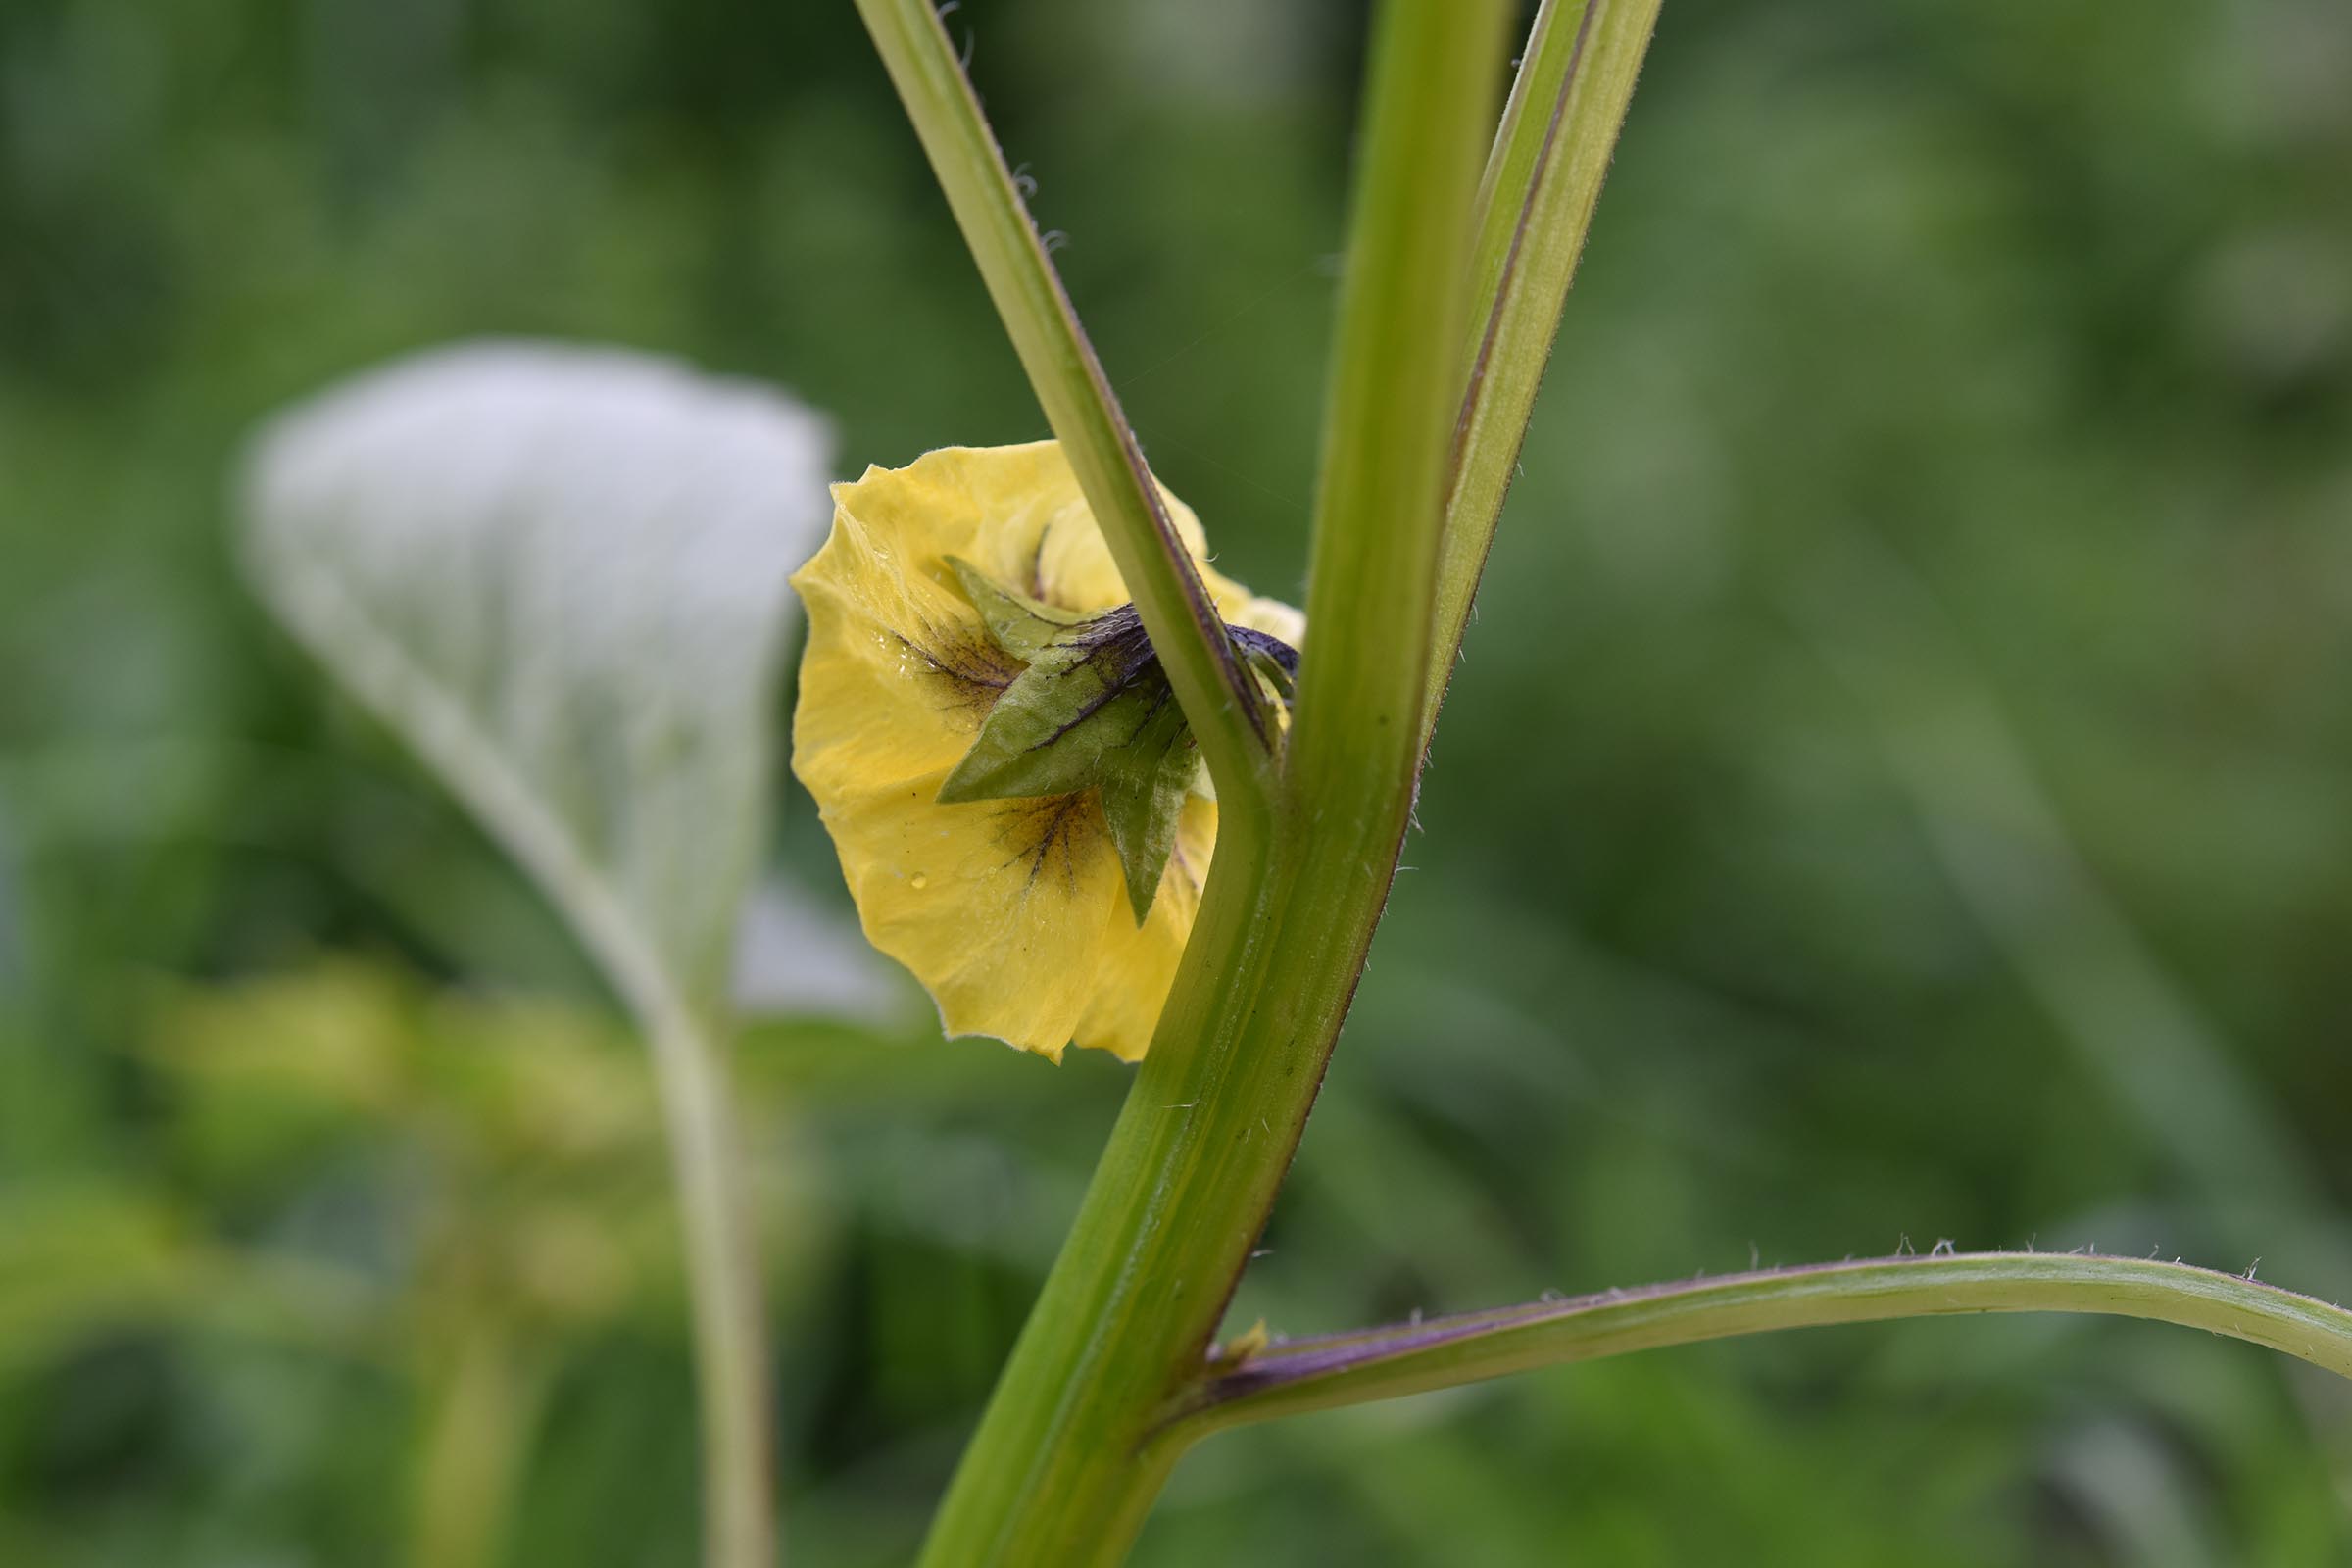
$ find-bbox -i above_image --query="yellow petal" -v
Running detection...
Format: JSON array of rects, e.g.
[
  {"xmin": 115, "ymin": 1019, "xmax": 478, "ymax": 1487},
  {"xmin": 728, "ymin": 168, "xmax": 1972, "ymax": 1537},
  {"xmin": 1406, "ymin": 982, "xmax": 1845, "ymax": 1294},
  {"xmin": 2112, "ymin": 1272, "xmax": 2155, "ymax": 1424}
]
[
  {"xmin": 810, "ymin": 778, "xmax": 1213, "ymax": 1063},
  {"xmin": 789, "ymin": 443, "xmax": 1298, "ymax": 1061},
  {"xmin": 1067, "ymin": 796, "xmax": 1213, "ymax": 1060}
]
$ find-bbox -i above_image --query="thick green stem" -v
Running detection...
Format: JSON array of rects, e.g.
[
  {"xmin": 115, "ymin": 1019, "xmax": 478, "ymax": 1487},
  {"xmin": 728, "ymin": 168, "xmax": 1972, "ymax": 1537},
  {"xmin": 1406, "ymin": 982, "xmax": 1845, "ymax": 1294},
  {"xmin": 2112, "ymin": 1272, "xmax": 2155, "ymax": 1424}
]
[
  {"xmin": 853, "ymin": 0, "xmax": 1273, "ymax": 805},
  {"xmin": 908, "ymin": 3, "xmax": 1508, "ymax": 1562},
  {"xmin": 1165, "ymin": 1253, "xmax": 2352, "ymax": 1434},
  {"xmin": 1426, "ymin": 0, "xmax": 1661, "ymax": 743},
  {"xmin": 907, "ymin": 766, "xmax": 1473, "ymax": 1563}
]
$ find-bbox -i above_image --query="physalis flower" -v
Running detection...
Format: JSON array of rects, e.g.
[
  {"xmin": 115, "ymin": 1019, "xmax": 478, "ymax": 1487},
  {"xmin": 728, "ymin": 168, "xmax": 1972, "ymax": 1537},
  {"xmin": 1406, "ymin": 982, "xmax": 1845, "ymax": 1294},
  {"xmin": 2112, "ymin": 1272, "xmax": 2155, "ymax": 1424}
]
[{"xmin": 790, "ymin": 443, "xmax": 1301, "ymax": 1062}]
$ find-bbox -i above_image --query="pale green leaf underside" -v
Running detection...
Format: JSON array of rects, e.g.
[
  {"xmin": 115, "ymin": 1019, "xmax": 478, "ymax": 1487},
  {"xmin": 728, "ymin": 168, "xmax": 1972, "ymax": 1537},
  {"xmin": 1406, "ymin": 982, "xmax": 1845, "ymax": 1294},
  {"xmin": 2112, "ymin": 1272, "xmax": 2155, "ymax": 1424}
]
[{"xmin": 239, "ymin": 340, "xmax": 833, "ymax": 1022}]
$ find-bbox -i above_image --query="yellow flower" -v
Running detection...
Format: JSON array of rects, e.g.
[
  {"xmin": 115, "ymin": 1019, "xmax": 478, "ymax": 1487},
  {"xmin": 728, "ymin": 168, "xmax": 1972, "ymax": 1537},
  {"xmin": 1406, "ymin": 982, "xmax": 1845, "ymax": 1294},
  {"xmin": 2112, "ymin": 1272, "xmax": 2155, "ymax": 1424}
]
[{"xmin": 790, "ymin": 442, "xmax": 1301, "ymax": 1062}]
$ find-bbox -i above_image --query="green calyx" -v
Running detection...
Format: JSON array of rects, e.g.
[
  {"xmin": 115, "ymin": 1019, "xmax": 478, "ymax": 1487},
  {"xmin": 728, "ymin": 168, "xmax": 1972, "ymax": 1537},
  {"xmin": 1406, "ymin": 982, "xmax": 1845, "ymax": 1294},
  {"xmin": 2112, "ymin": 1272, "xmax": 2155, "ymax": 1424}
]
[{"xmin": 936, "ymin": 558, "xmax": 1294, "ymax": 924}]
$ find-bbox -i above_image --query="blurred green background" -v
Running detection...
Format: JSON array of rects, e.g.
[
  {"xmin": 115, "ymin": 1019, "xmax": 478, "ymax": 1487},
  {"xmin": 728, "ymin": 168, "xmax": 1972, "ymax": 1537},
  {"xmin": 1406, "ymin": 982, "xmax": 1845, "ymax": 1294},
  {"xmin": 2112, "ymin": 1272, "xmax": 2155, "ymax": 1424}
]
[{"xmin": 7, "ymin": 0, "xmax": 2352, "ymax": 1562}]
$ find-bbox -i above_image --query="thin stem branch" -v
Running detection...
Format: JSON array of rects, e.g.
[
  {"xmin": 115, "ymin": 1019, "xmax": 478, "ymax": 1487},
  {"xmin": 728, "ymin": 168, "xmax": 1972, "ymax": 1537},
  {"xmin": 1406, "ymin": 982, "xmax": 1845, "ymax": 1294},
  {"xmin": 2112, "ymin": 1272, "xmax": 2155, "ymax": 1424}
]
[
  {"xmin": 1168, "ymin": 1252, "xmax": 2352, "ymax": 1434},
  {"xmin": 1425, "ymin": 0, "xmax": 1661, "ymax": 747},
  {"xmin": 854, "ymin": 0, "xmax": 1273, "ymax": 808},
  {"xmin": 642, "ymin": 1005, "xmax": 777, "ymax": 1568},
  {"xmin": 1293, "ymin": 0, "xmax": 1514, "ymax": 797}
]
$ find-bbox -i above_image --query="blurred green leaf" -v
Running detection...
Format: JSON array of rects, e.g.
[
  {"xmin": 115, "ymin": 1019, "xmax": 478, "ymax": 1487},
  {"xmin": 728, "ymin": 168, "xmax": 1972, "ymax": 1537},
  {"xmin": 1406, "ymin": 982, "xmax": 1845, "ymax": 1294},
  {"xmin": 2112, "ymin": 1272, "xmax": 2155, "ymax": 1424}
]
[
  {"xmin": 0, "ymin": 1188, "xmax": 190, "ymax": 1379},
  {"xmin": 144, "ymin": 959, "xmax": 842, "ymax": 1335}
]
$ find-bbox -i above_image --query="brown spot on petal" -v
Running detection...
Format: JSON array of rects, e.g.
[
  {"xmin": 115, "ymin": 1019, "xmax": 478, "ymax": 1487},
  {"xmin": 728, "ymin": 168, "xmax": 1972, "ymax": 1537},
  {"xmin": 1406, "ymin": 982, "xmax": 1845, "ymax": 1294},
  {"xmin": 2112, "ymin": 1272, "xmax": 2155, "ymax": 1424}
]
[
  {"xmin": 989, "ymin": 791, "xmax": 1103, "ymax": 901},
  {"xmin": 893, "ymin": 617, "xmax": 1024, "ymax": 724}
]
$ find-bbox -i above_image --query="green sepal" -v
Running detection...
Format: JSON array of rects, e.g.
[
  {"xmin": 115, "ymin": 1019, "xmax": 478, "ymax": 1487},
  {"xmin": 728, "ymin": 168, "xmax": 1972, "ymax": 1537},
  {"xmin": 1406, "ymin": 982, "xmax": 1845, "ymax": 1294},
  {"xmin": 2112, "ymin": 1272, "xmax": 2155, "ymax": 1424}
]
[
  {"xmin": 948, "ymin": 556, "xmax": 1086, "ymax": 661},
  {"xmin": 935, "ymin": 620, "xmax": 1159, "ymax": 805},
  {"xmin": 1094, "ymin": 691, "xmax": 1200, "ymax": 924},
  {"xmin": 1242, "ymin": 645, "xmax": 1294, "ymax": 705},
  {"xmin": 936, "ymin": 563, "xmax": 1276, "ymax": 923}
]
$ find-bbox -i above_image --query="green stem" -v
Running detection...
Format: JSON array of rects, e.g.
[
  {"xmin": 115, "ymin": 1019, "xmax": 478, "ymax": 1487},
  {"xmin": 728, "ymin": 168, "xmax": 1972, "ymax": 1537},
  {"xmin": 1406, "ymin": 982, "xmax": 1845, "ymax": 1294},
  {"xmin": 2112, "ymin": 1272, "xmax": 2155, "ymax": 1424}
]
[
  {"xmin": 853, "ymin": 0, "xmax": 1273, "ymax": 806},
  {"xmin": 1293, "ymin": 0, "xmax": 1515, "ymax": 786},
  {"xmin": 908, "ymin": 3, "xmax": 1508, "ymax": 1563},
  {"xmin": 1165, "ymin": 1253, "xmax": 2352, "ymax": 1433},
  {"xmin": 1426, "ymin": 0, "xmax": 1661, "ymax": 743}
]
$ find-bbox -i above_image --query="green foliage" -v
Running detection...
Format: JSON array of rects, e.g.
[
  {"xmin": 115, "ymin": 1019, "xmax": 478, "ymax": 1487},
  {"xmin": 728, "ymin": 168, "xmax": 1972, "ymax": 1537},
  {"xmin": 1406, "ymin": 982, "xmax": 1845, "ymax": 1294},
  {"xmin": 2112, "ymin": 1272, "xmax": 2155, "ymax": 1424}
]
[{"xmin": 5, "ymin": 0, "xmax": 2352, "ymax": 1563}]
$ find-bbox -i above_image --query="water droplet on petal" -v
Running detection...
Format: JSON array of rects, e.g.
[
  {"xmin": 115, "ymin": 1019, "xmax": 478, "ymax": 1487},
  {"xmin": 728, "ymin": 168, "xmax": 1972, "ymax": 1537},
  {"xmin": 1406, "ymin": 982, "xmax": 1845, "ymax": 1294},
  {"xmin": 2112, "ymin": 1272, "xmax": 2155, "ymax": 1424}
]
[{"xmin": 910, "ymin": 872, "xmax": 929, "ymax": 890}]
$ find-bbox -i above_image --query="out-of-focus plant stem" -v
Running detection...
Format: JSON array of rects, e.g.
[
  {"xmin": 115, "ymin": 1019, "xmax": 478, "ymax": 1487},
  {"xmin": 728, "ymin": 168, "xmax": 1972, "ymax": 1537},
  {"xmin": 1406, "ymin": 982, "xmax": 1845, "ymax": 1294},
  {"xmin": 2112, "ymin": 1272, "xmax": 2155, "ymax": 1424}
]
[{"xmin": 410, "ymin": 1322, "xmax": 548, "ymax": 1568}]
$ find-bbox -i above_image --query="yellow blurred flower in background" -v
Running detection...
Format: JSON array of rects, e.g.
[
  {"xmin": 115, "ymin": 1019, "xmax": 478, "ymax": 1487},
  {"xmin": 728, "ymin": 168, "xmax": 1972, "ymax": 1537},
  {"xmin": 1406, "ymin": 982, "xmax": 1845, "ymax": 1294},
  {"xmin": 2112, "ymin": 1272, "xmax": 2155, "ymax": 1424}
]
[{"xmin": 790, "ymin": 443, "xmax": 1301, "ymax": 1062}]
